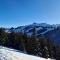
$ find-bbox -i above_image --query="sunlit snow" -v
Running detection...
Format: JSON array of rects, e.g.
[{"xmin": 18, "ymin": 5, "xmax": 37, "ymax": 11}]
[{"xmin": 0, "ymin": 46, "xmax": 55, "ymax": 60}]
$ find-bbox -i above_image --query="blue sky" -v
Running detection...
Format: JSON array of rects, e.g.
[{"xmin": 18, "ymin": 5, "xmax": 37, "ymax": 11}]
[{"xmin": 0, "ymin": 0, "xmax": 60, "ymax": 27}]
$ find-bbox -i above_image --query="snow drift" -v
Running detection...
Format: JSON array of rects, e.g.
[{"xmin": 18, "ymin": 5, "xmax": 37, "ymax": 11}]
[{"xmin": 0, "ymin": 46, "xmax": 54, "ymax": 60}]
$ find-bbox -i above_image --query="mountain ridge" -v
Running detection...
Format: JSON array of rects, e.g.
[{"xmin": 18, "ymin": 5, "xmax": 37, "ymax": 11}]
[{"xmin": 4, "ymin": 23, "xmax": 60, "ymax": 45}]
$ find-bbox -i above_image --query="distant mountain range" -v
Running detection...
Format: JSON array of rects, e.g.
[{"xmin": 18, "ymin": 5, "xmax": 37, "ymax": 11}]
[{"xmin": 5, "ymin": 23, "xmax": 60, "ymax": 45}]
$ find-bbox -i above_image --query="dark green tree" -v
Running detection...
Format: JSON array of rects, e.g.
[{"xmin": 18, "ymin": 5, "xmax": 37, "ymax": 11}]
[
  {"xmin": 47, "ymin": 38, "xmax": 55, "ymax": 58},
  {"xmin": 0, "ymin": 28, "xmax": 8, "ymax": 46},
  {"xmin": 39, "ymin": 36, "xmax": 49, "ymax": 58},
  {"xmin": 29, "ymin": 27, "xmax": 37, "ymax": 55}
]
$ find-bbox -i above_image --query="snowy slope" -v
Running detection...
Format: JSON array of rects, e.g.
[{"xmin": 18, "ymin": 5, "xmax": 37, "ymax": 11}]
[{"xmin": 0, "ymin": 46, "xmax": 54, "ymax": 60}]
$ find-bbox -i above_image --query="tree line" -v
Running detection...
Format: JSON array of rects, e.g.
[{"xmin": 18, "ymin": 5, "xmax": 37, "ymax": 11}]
[{"xmin": 0, "ymin": 28, "xmax": 60, "ymax": 60}]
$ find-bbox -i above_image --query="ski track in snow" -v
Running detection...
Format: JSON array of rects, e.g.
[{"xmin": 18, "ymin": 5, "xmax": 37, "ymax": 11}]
[{"xmin": 0, "ymin": 46, "xmax": 55, "ymax": 60}]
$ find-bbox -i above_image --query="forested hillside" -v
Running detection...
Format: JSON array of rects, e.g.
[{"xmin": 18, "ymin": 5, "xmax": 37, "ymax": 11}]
[{"xmin": 0, "ymin": 28, "xmax": 60, "ymax": 60}]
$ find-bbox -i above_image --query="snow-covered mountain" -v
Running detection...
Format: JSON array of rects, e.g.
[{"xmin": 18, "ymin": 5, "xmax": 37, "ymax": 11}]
[
  {"xmin": 5, "ymin": 23, "xmax": 55, "ymax": 34},
  {"xmin": 0, "ymin": 46, "xmax": 54, "ymax": 60},
  {"xmin": 5, "ymin": 23, "xmax": 60, "ymax": 44}
]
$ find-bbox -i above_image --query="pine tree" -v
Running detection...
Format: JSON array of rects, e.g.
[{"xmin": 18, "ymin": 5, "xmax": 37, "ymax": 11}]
[
  {"xmin": 52, "ymin": 46, "xmax": 56, "ymax": 59},
  {"xmin": 7, "ymin": 32, "xmax": 15, "ymax": 48},
  {"xmin": 29, "ymin": 27, "xmax": 37, "ymax": 55},
  {"xmin": 39, "ymin": 36, "xmax": 49, "ymax": 58},
  {"xmin": 0, "ymin": 28, "xmax": 8, "ymax": 46},
  {"xmin": 56, "ymin": 45, "xmax": 60, "ymax": 60},
  {"xmin": 19, "ymin": 32, "xmax": 26, "ymax": 53},
  {"xmin": 47, "ymin": 38, "xmax": 54, "ymax": 58}
]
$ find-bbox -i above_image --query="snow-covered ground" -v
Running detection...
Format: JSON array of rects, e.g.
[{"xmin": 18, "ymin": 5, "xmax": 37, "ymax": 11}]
[{"xmin": 0, "ymin": 46, "xmax": 55, "ymax": 60}]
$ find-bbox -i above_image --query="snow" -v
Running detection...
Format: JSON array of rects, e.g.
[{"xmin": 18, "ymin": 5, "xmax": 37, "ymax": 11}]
[
  {"xmin": 5, "ymin": 23, "xmax": 57, "ymax": 36},
  {"xmin": 36, "ymin": 27, "xmax": 43, "ymax": 31},
  {"xmin": 0, "ymin": 46, "xmax": 55, "ymax": 60},
  {"xmin": 41, "ymin": 28, "xmax": 54, "ymax": 34}
]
